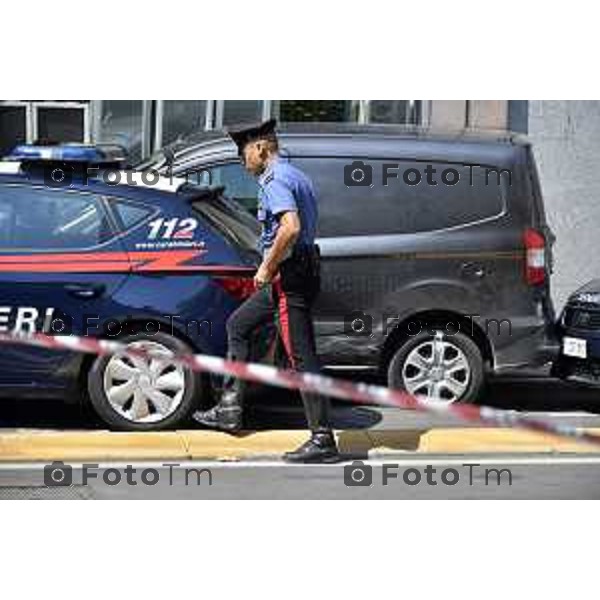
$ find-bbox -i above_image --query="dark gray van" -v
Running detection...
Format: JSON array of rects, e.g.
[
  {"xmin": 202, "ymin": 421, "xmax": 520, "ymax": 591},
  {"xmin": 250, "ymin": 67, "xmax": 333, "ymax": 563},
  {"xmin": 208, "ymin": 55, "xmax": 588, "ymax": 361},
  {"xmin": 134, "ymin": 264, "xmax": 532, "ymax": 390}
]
[{"xmin": 139, "ymin": 124, "xmax": 558, "ymax": 405}]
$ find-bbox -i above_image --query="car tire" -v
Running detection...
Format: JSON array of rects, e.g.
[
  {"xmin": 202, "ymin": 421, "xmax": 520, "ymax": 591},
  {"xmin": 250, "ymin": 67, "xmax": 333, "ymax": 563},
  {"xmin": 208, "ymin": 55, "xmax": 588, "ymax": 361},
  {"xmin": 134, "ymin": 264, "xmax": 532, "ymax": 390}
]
[
  {"xmin": 87, "ymin": 331, "xmax": 205, "ymax": 431},
  {"xmin": 387, "ymin": 330, "xmax": 484, "ymax": 404}
]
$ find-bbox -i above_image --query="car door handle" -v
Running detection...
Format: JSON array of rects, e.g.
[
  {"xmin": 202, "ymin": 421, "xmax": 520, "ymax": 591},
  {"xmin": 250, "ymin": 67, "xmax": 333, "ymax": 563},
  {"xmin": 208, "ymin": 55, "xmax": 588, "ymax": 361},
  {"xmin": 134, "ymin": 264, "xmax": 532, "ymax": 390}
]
[{"xmin": 64, "ymin": 284, "xmax": 106, "ymax": 299}]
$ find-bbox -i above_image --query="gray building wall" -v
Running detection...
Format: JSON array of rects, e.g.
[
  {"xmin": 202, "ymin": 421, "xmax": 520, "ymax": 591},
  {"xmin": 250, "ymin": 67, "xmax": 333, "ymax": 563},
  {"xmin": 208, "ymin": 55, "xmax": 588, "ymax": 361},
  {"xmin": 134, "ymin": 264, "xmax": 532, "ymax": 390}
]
[
  {"xmin": 426, "ymin": 100, "xmax": 508, "ymax": 130},
  {"xmin": 528, "ymin": 100, "xmax": 600, "ymax": 310}
]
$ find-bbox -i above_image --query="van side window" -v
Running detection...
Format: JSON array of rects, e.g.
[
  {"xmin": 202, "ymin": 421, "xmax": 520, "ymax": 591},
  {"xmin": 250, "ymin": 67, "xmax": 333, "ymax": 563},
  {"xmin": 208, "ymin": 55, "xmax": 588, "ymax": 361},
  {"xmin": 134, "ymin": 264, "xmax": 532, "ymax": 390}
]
[
  {"xmin": 297, "ymin": 158, "xmax": 506, "ymax": 237},
  {"xmin": 0, "ymin": 186, "xmax": 114, "ymax": 250}
]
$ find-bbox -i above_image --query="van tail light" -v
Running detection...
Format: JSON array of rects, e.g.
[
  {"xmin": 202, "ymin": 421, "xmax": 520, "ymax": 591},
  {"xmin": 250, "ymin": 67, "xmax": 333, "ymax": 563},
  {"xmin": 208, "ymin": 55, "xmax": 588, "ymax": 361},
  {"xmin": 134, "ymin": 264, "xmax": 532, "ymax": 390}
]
[
  {"xmin": 215, "ymin": 276, "xmax": 256, "ymax": 300},
  {"xmin": 524, "ymin": 228, "xmax": 547, "ymax": 285}
]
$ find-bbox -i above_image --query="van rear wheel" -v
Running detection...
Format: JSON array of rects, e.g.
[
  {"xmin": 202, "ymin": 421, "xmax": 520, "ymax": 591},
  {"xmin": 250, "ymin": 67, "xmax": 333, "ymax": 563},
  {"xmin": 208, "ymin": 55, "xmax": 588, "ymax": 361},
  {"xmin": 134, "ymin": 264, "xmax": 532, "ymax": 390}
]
[{"xmin": 387, "ymin": 330, "xmax": 484, "ymax": 404}]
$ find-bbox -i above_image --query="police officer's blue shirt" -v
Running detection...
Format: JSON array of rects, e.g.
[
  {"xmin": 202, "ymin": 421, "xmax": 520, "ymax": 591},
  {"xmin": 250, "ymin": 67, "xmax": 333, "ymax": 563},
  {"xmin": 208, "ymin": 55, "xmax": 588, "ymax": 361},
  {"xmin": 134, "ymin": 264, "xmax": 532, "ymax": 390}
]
[{"xmin": 257, "ymin": 157, "xmax": 318, "ymax": 255}]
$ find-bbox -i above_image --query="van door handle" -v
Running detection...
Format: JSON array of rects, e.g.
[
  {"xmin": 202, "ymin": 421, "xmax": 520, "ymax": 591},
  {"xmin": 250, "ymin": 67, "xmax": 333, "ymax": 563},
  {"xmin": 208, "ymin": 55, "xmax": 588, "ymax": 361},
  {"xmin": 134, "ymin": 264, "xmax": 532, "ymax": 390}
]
[
  {"xmin": 64, "ymin": 284, "xmax": 106, "ymax": 299},
  {"xmin": 461, "ymin": 262, "xmax": 486, "ymax": 279}
]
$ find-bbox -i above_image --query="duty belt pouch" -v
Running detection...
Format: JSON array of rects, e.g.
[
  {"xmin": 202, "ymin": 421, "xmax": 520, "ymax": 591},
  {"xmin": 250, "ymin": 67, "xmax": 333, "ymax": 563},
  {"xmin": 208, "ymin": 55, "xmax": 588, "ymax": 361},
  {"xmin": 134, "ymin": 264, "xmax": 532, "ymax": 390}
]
[{"xmin": 279, "ymin": 245, "xmax": 321, "ymax": 299}]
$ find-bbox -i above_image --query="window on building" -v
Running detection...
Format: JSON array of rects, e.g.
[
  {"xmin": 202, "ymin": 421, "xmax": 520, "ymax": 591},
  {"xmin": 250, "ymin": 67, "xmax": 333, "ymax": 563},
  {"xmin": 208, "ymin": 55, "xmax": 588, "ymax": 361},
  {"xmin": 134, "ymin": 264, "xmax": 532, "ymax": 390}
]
[
  {"xmin": 0, "ymin": 105, "xmax": 27, "ymax": 156},
  {"xmin": 96, "ymin": 100, "xmax": 147, "ymax": 165},
  {"xmin": 273, "ymin": 101, "xmax": 354, "ymax": 122},
  {"xmin": 367, "ymin": 101, "xmax": 419, "ymax": 124},
  {"xmin": 220, "ymin": 101, "xmax": 264, "ymax": 127},
  {"xmin": 0, "ymin": 187, "xmax": 113, "ymax": 250},
  {"xmin": 37, "ymin": 106, "xmax": 85, "ymax": 143},
  {"xmin": 0, "ymin": 101, "xmax": 91, "ymax": 157},
  {"xmin": 269, "ymin": 100, "xmax": 421, "ymax": 124},
  {"xmin": 162, "ymin": 101, "xmax": 207, "ymax": 146}
]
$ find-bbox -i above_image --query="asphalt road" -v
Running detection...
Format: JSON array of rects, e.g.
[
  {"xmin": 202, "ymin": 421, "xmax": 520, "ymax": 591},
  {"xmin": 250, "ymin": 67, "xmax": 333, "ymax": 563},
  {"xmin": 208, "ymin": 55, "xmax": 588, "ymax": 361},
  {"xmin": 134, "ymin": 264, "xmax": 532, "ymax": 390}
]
[{"xmin": 2, "ymin": 455, "xmax": 600, "ymax": 499}]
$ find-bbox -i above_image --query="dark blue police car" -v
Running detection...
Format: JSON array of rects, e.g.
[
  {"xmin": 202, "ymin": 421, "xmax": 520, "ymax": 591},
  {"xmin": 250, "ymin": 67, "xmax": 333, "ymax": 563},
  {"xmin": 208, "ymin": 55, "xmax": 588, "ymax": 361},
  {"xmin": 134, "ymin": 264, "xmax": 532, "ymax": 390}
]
[{"xmin": 0, "ymin": 144, "xmax": 259, "ymax": 430}]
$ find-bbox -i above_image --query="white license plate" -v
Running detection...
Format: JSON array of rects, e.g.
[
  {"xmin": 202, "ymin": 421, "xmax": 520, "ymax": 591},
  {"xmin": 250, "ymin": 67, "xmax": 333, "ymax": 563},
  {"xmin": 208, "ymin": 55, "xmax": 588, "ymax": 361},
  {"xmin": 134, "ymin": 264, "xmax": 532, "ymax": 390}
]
[{"xmin": 563, "ymin": 336, "xmax": 588, "ymax": 359}]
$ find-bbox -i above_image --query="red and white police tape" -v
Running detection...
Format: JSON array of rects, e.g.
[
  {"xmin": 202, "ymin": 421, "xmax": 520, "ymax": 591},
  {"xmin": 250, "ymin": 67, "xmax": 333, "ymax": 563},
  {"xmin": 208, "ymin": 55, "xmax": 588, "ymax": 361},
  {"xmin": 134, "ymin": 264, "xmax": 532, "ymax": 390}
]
[{"xmin": 1, "ymin": 329, "xmax": 600, "ymax": 449}]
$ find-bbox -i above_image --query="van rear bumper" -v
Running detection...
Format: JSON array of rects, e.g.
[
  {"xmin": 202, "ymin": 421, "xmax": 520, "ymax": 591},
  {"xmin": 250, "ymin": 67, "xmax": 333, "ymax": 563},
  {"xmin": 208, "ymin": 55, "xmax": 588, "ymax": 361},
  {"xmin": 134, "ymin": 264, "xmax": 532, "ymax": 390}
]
[{"xmin": 490, "ymin": 317, "xmax": 559, "ymax": 375}]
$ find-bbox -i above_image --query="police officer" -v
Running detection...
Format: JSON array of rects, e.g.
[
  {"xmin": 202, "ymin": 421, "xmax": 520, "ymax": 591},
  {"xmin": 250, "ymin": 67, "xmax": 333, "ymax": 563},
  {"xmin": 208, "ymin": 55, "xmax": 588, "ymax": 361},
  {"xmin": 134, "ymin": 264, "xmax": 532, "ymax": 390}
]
[{"xmin": 193, "ymin": 119, "xmax": 339, "ymax": 463}]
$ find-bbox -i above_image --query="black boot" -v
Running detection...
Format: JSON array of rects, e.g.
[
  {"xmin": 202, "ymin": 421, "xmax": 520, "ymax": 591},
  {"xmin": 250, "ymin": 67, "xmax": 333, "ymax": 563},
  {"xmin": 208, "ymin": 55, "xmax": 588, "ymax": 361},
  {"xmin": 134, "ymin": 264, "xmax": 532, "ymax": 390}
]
[
  {"xmin": 193, "ymin": 378, "xmax": 244, "ymax": 433},
  {"xmin": 283, "ymin": 431, "xmax": 339, "ymax": 464}
]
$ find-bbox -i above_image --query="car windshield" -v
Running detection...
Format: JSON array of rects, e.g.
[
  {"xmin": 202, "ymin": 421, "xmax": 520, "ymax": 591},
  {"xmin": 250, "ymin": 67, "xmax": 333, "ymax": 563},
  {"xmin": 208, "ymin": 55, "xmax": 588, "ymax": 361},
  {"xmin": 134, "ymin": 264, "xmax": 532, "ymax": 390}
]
[{"xmin": 193, "ymin": 194, "xmax": 260, "ymax": 255}]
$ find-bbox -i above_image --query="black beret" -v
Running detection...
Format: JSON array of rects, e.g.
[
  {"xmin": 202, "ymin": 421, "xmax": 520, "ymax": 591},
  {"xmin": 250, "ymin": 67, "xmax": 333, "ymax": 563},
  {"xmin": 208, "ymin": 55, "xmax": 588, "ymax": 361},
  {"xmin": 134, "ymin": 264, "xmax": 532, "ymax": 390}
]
[{"xmin": 227, "ymin": 118, "xmax": 278, "ymax": 156}]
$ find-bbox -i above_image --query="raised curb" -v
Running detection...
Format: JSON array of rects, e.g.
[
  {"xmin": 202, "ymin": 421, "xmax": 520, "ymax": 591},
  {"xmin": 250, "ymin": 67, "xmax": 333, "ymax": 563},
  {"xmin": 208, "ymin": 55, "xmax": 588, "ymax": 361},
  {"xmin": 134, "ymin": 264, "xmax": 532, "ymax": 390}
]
[{"xmin": 1, "ymin": 427, "xmax": 600, "ymax": 462}]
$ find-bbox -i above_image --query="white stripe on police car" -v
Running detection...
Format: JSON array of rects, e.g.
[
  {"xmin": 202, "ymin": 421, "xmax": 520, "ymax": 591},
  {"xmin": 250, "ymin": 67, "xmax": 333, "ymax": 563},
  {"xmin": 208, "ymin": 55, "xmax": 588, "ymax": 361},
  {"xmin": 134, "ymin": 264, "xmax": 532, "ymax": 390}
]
[{"xmin": 0, "ymin": 307, "xmax": 57, "ymax": 334}]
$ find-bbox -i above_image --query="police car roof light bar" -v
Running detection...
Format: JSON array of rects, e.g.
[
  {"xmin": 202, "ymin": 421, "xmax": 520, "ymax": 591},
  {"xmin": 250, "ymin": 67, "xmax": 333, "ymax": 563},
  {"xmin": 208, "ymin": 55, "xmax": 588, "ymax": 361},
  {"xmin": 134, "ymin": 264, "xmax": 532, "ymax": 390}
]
[{"xmin": 5, "ymin": 143, "xmax": 128, "ymax": 166}]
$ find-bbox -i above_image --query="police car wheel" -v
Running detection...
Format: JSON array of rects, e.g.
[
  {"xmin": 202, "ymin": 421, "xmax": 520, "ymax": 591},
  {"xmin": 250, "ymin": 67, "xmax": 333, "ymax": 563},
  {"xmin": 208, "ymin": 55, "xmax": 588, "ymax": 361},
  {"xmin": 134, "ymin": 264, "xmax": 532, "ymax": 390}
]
[
  {"xmin": 387, "ymin": 330, "xmax": 484, "ymax": 405},
  {"xmin": 87, "ymin": 332, "xmax": 203, "ymax": 431}
]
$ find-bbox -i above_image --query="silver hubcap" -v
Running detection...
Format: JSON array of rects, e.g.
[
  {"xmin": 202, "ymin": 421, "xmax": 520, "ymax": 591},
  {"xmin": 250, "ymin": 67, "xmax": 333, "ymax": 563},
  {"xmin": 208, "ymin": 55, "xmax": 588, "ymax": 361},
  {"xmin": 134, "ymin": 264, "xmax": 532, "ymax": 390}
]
[
  {"xmin": 103, "ymin": 341, "xmax": 186, "ymax": 423},
  {"xmin": 401, "ymin": 332, "xmax": 470, "ymax": 404}
]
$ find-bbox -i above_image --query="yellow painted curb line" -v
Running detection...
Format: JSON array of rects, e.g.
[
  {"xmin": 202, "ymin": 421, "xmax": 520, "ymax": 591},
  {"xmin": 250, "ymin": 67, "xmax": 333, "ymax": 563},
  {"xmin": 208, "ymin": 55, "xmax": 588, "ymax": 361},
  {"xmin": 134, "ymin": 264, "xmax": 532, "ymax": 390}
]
[
  {"xmin": 1, "ymin": 428, "xmax": 599, "ymax": 462},
  {"xmin": 364, "ymin": 429, "xmax": 600, "ymax": 455},
  {"xmin": 0, "ymin": 431, "xmax": 189, "ymax": 462},
  {"xmin": 0, "ymin": 430, "xmax": 317, "ymax": 462}
]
